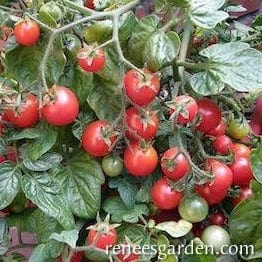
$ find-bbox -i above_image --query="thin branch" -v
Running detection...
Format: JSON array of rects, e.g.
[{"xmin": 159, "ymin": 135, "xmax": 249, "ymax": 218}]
[{"xmin": 24, "ymin": 13, "xmax": 54, "ymax": 31}]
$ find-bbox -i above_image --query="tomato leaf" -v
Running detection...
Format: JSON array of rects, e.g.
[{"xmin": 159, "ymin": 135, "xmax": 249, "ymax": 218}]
[
  {"xmin": 21, "ymin": 171, "xmax": 75, "ymax": 229},
  {"xmin": 142, "ymin": 31, "xmax": 180, "ymax": 72},
  {"xmin": 229, "ymin": 189, "xmax": 262, "ymax": 259},
  {"xmin": 128, "ymin": 15, "xmax": 159, "ymax": 66},
  {"xmin": 155, "ymin": 0, "xmax": 190, "ymax": 11},
  {"xmin": 29, "ymin": 240, "xmax": 63, "ymax": 262},
  {"xmin": 155, "ymin": 220, "xmax": 193, "ymax": 238},
  {"xmin": 7, "ymin": 128, "xmax": 40, "ymax": 141},
  {"xmin": 59, "ymin": 65, "xmax": 94, "ymax": 105},
  {"xmin": 252, "ymin": 14, "xmax": 262, "ymax": 28},
  {"xmin": 119, "ymin": 11, "xmax": 138, "ymax": 44},
  {"xmin": 53, "ymin": 153, "xmax": 105, "ymax": 219},
  {"xmin": 23, "ymin": 152, "xmax": 63, "ymax": 172},
  {"xmin": 188, "ymin": 0, "xmax": 228, "ymax": 29},
  {"xmin": 26, "ymin": 122, "xmax": 58, "ymax": 161},
  {"xmin": 103, "ymin": 196, "xmax": 149, "ymax": 223},
  {"xmin": 87, "ymin": 76, "xmax": 122, "ymax": 122},
  {"xmin": 108, "ymin": 176, "xmax": 138, "ymax": 208},
  {"xmin": 49, "ymin": 229, "xmax": 79, "ymax": 248},
  {"xmin": 0, "ymin": 219, "xmax": 9, "ymax": 255},
  {"xmin": 0, "ymin": 163, "xmax": 21, "ymax": 210},
  {"xmin": 251, "ymin": 146, "xmax": 262, "ymax": 184},
  {"xmin": 5, "ymin": 35, "xmax": 66, "ymax": 87},
  {"xmin": 190, "ymin": 42, "xmax": 262, "ymax": 95}
]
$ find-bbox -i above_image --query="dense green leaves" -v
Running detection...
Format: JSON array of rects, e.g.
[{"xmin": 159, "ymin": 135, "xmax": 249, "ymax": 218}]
[
  {"xmin": 188, "ymin": 0, "xmax": 228, "ymax": 29},
  {"xmin": 190, "ymin": 42, "xmax": 262, "ymax": 95},
  {"xmin": 143, "ymin": 32, "xmax": 180, "ymax": 72},
  {"xmin": 53, "ymin": 153, "xmax": 105, "ymax": 219},
  {"xmin": 5, "ymin": 35, "xmax": 66, "ymax": 87},
  {"xmin": 229, "ymin": 188, "xmax": 262, "ymax": 259},
  {"xmin": 103, "ymin": 196, "xmax": 149, "ymax": 223},
  {"xmin": 21, "ymin": 171, "xmax": 75, "ymax": 229},
  {"xmin": 0, "ymin": 163, "xmax": 21, "ymax": 210},
  {"xmin": 251, "ymin": 146, "xmax": 262, "ymax": 184},
  {"xmin": 49, "ymin": 230, "xmax": 79, "ymax": 248},
  {"xmin": 128, "ymin": 15, "xmax": 159, "ymax": 65}
]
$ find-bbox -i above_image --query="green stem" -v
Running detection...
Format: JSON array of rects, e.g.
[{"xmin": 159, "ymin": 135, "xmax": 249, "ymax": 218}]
[{"xmin": 176, "ymin": 60, "xmax": 209, "ymax": 70}]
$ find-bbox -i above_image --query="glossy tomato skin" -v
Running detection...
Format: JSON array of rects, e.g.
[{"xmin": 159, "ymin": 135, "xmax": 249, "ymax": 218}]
[
  {"xmin": 231, "ymin": 187, "xmax": 253, "ymax": 206},
  {"xmin": 5, "ymin": 94, "xmax": 39, "ymax": 128},
  {"xmin": 85, "ymin": 0, "xmax": 95, "ymax": 9},
  {"xmin": 87, "ymin": 228, "xmax": 117, "ymax": 250},
  {"xmin": 124, "ymin": 69, "xmax": 160, "ymax": 107},
  {"xmin": 78, "ymin": 47, "xmax": 105, "ymax": 72},
  {"xmin": 178, "ymin": 196, "xmax": 209, "ymax": 223},
  {"xmin": 205, "ymin": 119, "xmax": 226, "ymax": 137},
  {"xmin": 125, "ymin": 107, "xmax": 159, "ymax": 140},
  {"xmin": 212, "ymin": 135, "xmax": 233, "ymax": 155},
  {"xmin": 230, "ymin": 143, "xmax": 250, "ymax": 158},
  {"xmin": 170, "ymin": 95, "xmax": 198, "ymax": 125},
  {"xmin": 82, "ymin": 120, "xmax": 116, "ymax": 157},
  {"xmin": 209, "ymin": 212, "xmax": 227, "ymax": 226},
  {"xmin": 229, "ymin": 157, "xmax": 253, "ymax": 188},
  {"xmin": 196, "ymin": 159, "xmax": 233, "ymax": 205},
  {"xmin": 117, "ymin": 244, "xmax": 140, "ymax": 262},
  {"xmin": 227, "ymin": 119, "xmax": 250, "ymax": 140},
  {"xmin": 151, "ymin": 178, "xmax": 182, "ymax": 210},
  {"xmin": 70, "ymin": 251, "xmax": 84, "ymax": 262},
  {"xmin": 102, "ymin": 155, "xmax": 123, "ymax": 177},
  {"xmin": 124, "ymin": 142, "xmax": 158, "ymax": 176},
  {"xmin": 41, "ymin": 86, "xmax": 79, "ymax": 126},
  {"xmin": 196, "ymin": 99, "xmax": 222, "ymax": 133},
  {"xmin": 160, "ymin": 147, "xmax": 190, "ymax": 181},
  {"xmin": 14, "ymin": 20, "xmax": 40, "ymax": 46}
]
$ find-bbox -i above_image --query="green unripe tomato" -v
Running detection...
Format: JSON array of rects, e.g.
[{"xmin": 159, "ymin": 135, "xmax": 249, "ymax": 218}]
[
  {"xmin": 227, "ymin": 118, "xmax": 249, "ymax": 140},
  {"xmin": 201, "ymin": 225, "xmax": 231, "ymax": 253},
  {"xmin": 102, "ymin": 155, "xmax": 123, "ymax": 177},
  {"xmin": 39, "ymin": 1, "xmax": 63, "ymax": 21},
  {"xmin": 64, "ymin": 34, "xmax": 81, "ymax": 59},
  {"xmin": 178, "ymin": 196, "xmax": 209, "ymax": 223}
]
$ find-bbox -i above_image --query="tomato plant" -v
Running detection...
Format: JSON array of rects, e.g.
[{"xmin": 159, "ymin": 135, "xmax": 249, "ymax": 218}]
[{"xmin": 0, "ymin": 0, "xmax": 262, "ymax": 261}]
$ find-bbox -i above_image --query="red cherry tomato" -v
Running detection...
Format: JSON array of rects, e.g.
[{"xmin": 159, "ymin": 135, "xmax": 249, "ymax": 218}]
[
  {"xmin": 196, "ymin": 99, "xmax": 222, "ymax": 133},
  {"xmin": 14, "ymin": 19, "xmax": 40, "ymax": 46},
  {"xmin": 41, "ymin": 86, "xmax": 79, "ymax": 126},
  {"xmin": 160, "ymin": 147, "xmax": 190, "ymax": 181},
  {"xmin": 205, "ymin": 119, "xmax": 226, "ymax": 137},
  {"xmin": 212, "ymin": 135, "xmax": 233, "ymax": 155},
  {"xmin": 230, "ymin": 143, "xmax": 250, "ymax": 158},
  {"xmin": 169, "ymin": 95, "xmax": 198, "ymax": 125},
  {"xmin": 124, "ymin": 142, "xmax": 158, "ymax": 177},
  {"xmin": 117, "ymin": 243, "xmax": 140, "ymax": 262},
  {"xmin": 70, "ymin": 251, "xmax": 84, "ymax": 262},
  {"xmin": 77, "ymin": 47, "xmax": 105, "ymax": 72},
  {"xmin": 125, "ymin": 107, "xmax": 159, "ymax": 141},
  {"xmin": 193, "ymin": 37, "xmax": 203, "ymax": 48},
  {"xmin": 229, "ymin": 157, "xmax": 253, "ymax": 188},
  {"xmin": 5, "ymin": 94, "xmax": 39, "ymax": 128},
  {"xmin": 82, "ymin": 120, "xmax": 117, "ymax": 157},
  {"xmin": 0, "ymin": 155, "xmax": 5, "ymax": 164},
  {"xmin": 196, "ymin": 159, "xmax": 233, "ymax": 205},
  {"xmin": 209, "ymin": 212, "xmax": 227, "ymax": 226},
  {"xmin": 151, "ymin": 178, "xmax": 183, "ymax": 210},
  {"xmin": 124, "ymin": 69, "xmax": 160, "ymax": 107},
  {"xmin": 208, "ymin": 35, "xmax": 218, "ymax": 46},
  {"xmin": 85, "ymin": 0, "xmax": 95, "ymax": 9},
  {"xmin": 231, "ymin": 187, "xmax": 253, "ymax": 206},
  {"xmin": 87, "ymin": 227, "xmax": 117, "ymax": 250}
]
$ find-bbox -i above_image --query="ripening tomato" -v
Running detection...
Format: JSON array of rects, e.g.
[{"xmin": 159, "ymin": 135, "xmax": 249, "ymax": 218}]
[
  {"xmin": 229, "ymin": 157, "xmax": 253, "ymax": 188},
  {"xmin": 209, "ymin": 212, "xmax": 227, "ymax": 226},
  {"xmin": 125, "ymin": 107, "xmax": 159, "ymax": 140},
  {"xmin": 77, "ymin": 46, "xmax": 105, "ymax": 72},
  {"xmin": 117, "ymin": 243, "xmax": 140, "ymax": 262},
  {"xmin": 14, "ymin": 19, "xmax": 40, "ymax": 46},
  {"xmin": 169, "ymin": 95, "xmax": 198, "ymax": 125},
  {"xmin": 70, "ymin": 251, "xmax": 84, "ymax": 262},
  {"xmin": 208, "ymin": 35, "xmax": 218, "ymax": 46},
  {"xmin": 41, "ymin": 86, "xmax": 79, "ymax": 126},
  {"xmin": 212, "ymin": 135, "xmax": 233, "ymax": 155},
  {"xmin": 196, "ymin": 159, "xmax": 233, "ymax": 205},
  {"xmin": 151, "ymin": 178, "xmax": 182, "ymax": 210},
  {"xmin": 196, "ymin": 99, "xmax": 222, "ymax": 133},
  {"xmin": 124, "ymin": 69, "xmax": 160, "ymax": 107},
  {"xmin": 102, "ymin": 155, "xmax": 123, "ymax": 177},
  {"xmin": 5, "ymin": 94, "xmax": 39, "ymax": 128},
  {"xmin": 85, "ymin": 0, "xmax": 95, "ymax": 9},
  {"xmin": 227, "ymin": 119, "xmax": 250, "ymax": 140},
  {"xmin": 87, "ymin": 226, "xmax": 118, "ymax": 250},
  {"xmin": 124, "ymin": 142, "xmax": 158, "ymax": 176},
  {"xmin": 230, "ymin": 143, "xmax": 250, "ymax": 158},
  {"xmin": 160, "ymin": 147, "xmax": 190, "ymax": 181},
  {"xmin": 82, "ymin": 120, "xmax": 117, "ymax": 157},
  {"xmin": 231, "ymin": 187, "xmax": 253, "ymax": 206},
  {"xmin": 0, "ymin": 155, "xmax": 5, "ymax": 164},
  {"xmin": 193, "ymin": 36, "xmax": 203, "ymax": 48},
  {"xmin": 205, "ymin": 119, "xmax": 226, "ymax": 137}
]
